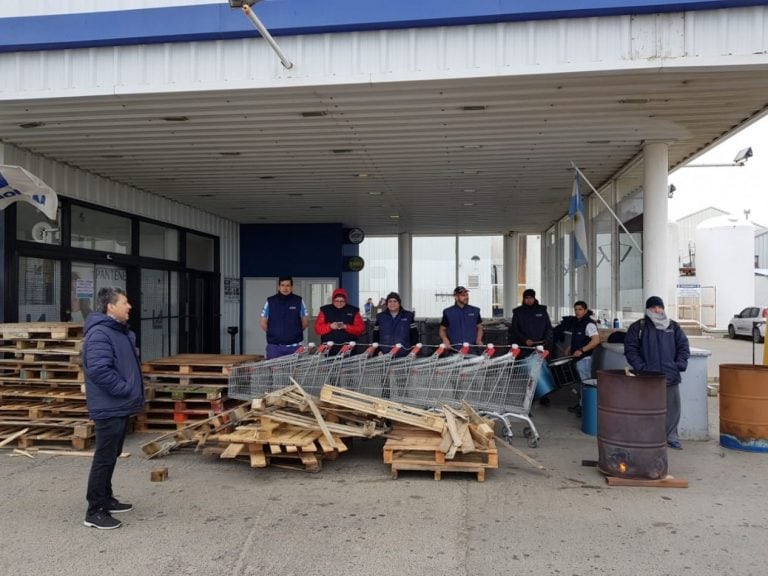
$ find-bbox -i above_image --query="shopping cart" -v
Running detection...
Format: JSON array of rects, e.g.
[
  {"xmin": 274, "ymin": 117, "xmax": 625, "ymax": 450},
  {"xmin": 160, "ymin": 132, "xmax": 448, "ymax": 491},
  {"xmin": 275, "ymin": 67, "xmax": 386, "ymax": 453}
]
[
  {"xmin": 295, "ymin": 341, "xmax": 356, "ymax": 394},
  {"xmin": 228, "ymin": 343, "xmax": 321, "ymax": 400},
  {"xmin": 473, "ymin": 346, "xmax": 549, "ymax": 447}
]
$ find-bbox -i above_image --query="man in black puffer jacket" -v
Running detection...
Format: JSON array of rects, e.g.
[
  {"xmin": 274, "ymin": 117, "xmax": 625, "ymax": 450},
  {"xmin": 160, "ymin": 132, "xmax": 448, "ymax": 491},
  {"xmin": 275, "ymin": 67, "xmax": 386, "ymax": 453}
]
[
  {"xmin": 82, "ymin": 287, "xmax": 144, "ymax": 530},
  {"xmin": 509, "ymin": 288, "xmax": 553, "ymax": 356}
]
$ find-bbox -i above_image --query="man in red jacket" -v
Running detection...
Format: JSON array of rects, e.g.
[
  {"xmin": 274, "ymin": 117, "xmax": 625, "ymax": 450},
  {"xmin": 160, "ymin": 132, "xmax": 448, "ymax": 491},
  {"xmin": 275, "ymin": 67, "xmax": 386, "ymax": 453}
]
[{"xmin": 314, "ymin": 288, "xmax": 366, "ymax": 354}]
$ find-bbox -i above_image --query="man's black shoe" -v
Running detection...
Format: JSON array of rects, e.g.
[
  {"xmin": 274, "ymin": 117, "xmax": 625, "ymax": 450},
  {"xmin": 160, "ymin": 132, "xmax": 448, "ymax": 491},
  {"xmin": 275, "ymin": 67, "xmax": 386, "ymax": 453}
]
[
  {"xmin": 107, "ymin": 499, "xmax": 133, "ymax": 513},
  {"xmin": 84, "ymin": 511, "xmax": 122, "ymax": 530}
]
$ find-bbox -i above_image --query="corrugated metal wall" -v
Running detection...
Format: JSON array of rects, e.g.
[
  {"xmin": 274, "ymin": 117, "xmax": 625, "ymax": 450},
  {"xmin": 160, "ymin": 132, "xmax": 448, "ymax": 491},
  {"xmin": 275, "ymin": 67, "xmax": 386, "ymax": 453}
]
[{"xmin": 3, "ymin": 143, "xmax": 241, "ymax": 352}]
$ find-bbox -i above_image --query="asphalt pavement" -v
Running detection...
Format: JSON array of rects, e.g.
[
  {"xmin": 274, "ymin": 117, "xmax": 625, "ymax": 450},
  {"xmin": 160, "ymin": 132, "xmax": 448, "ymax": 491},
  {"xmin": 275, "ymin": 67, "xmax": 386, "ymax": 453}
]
[{"xmin": 1, "ymin": 335, "xmax": 767, "ymax": 576}]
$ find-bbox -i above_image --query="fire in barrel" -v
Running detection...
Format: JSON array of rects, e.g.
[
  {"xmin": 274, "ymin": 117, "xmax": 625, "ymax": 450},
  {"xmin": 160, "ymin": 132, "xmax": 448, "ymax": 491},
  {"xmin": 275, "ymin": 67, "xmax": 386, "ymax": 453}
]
[{"xmin": 596, "ymin": 369, "xmax": 668, "ymax": 480}]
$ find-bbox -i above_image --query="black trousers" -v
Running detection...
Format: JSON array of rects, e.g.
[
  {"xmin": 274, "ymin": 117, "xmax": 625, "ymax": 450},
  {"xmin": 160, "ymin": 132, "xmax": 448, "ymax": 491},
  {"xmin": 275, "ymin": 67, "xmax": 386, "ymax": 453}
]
[{"xmin": 86, "ymin": 416, "xmax": 130, "ymax": 516}]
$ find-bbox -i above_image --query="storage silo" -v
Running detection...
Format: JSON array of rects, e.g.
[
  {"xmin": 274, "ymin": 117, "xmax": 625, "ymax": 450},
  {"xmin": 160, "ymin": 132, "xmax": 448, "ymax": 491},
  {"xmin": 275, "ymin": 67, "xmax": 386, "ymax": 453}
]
[{"xmin": 695, "ymin": 215, "xmax": 755, "ymax": 330}]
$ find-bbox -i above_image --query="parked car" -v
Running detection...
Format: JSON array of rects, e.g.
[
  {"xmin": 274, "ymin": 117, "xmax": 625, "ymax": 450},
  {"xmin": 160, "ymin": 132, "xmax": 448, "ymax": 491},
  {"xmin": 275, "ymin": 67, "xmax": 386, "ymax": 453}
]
[{"xmin": 728, "ymin": 307, "xmax": 767, "ymax": 343}]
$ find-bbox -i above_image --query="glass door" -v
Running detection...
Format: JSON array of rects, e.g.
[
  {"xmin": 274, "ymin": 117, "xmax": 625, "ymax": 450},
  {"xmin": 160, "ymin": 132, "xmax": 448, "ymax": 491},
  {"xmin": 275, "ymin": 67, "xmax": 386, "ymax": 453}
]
[
  {"xmin": 182, "ymin": 271, "xmax": 219, "ymax": 354},
  {"xmin": 139, "ymin": 269, "xmax": 179, "ymax": 361}
]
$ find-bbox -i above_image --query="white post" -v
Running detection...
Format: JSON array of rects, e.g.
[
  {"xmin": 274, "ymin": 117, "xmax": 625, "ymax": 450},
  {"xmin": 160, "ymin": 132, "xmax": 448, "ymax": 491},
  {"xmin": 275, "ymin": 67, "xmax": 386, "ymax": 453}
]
[
  {"xmin": 503, "ymin": 233, "xmax": 519, "ymax": 318},
  {"xmin": 643, "ymin": 141, "xmax": 670, "ymax": 305},
  {"xmin": 398, "ymin": 232, "xmax": 412, "ymax": 311}
]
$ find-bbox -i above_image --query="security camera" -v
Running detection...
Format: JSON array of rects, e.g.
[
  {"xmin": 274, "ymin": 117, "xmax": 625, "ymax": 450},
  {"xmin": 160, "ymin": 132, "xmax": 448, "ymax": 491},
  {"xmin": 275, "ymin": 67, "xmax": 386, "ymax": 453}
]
[
  {"xmin": 228, "ymin": 0, "xmax": 260, "ymax": 7},
  {"xmin": 667, "ymin": 184, "xmax": 676, "ymax": 199},
  {"xmin": 733, "ymin": 147, "xmax": 753, "ymax": 164}
]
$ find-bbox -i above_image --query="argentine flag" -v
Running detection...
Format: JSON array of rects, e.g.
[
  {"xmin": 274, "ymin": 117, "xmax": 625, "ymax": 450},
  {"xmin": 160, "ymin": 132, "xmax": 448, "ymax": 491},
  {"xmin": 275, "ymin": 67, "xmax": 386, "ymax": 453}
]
[
  {"xmin": 0, "ymin": 165, "xmax": 58, "ymax": 220},
  {"xmin": 569, "ymin": 173, "xmax": 588, "ymax": 268}
]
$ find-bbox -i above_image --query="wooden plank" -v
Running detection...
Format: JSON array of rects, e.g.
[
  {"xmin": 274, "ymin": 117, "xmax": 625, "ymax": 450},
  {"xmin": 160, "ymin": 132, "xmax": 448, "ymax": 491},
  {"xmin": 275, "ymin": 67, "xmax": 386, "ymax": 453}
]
[
  {"xmin": 290, "ymin": 378, "xmax": 337, "ymax": 451},
  {"xmin": 493, "ymin": 435, "xmax": 547, "ymax": 471},
  {"xmin": 220, "ymin": 443, "xmax": 245, "ymax": 459},
  {"xmin": 0, "ymin": 427, "xmax": 30, "ymax": 448},
  {"xmin": 604, "ymin": 474, "xmax": 689, "ymax": 488},
  {"xmin": 461, "ymin": 400, "xmax": 496, "ymax": 439},
  {"xmin": 248, "ymin": 443, "xmax": 267, "ymax": 468}
]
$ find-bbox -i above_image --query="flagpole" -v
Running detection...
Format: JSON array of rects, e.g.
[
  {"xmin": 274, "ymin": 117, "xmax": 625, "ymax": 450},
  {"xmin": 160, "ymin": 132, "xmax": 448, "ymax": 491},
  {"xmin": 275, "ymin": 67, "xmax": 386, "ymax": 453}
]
[{"xmin": 570, "ymin": 162, "xmax": 643, "ymax": 255}]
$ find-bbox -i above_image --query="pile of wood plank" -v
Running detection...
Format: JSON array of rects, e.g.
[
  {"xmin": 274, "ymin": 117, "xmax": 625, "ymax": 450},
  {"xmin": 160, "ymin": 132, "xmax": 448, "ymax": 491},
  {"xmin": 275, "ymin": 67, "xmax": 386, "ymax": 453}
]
[
  {"xmin": 142, "ymin": 382, "xmax": 500, "ymax": 481},
  {"xmin": 0, "ymin": 322, "xmax": 94, "ymax": 449},
  {"xmin": 139, "ymin": 354, "xmax": 262, "ymax": 432}
]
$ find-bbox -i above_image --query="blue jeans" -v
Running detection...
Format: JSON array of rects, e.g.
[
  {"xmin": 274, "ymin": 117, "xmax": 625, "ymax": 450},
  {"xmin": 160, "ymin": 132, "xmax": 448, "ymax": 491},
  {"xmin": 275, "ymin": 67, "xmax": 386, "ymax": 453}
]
[
  {"xmin": 86, "ymin": 416, "xmax": 130, "ymax": 516},
  {"xmin": 266, "ymin": 343, "xmax": 301, "ymax": 360},
  {"xmin": 575, "ymin": 356, "xmax": 593, "ymax": 381}
]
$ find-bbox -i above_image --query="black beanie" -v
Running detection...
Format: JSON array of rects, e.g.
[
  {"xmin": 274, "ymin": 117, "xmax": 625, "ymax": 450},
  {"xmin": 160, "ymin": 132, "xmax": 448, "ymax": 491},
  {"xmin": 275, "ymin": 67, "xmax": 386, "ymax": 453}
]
[{"xmin": 645, "ymin": 296, "xmax": 665, "ymax": 309}]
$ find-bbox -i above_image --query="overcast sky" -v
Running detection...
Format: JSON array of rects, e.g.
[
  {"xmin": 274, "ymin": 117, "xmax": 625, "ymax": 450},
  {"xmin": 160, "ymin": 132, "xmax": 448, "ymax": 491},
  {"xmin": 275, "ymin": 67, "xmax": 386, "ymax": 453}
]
[{"xmin": 668, "ymin": 114, "xmax": 768, "ymax": 225}]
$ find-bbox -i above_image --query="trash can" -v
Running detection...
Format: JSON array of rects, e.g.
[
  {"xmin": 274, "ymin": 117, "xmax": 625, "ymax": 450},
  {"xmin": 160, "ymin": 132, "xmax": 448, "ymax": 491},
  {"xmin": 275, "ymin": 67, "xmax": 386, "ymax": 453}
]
[{"xmin": 720, "ymin": 363, "xmax": 768, "ymax": 452}]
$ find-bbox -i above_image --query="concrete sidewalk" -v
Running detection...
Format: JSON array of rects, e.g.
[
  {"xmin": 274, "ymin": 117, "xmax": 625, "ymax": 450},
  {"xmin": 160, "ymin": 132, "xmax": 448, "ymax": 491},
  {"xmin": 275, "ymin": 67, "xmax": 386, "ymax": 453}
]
[{"xmin": 1, "ymin": 385, "xmax": 767, "ymax": 576}]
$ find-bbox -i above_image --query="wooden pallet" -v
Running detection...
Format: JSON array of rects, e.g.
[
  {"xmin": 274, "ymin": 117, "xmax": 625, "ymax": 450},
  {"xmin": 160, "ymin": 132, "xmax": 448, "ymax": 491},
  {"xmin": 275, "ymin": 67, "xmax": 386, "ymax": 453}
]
[
  {"xmin": 0, "ymin": 400, "xmax": 89, "ymax": 419},
  {"xmin": 384, "ymin": 426, "xmax": 498, "ymax": 482},
  {"xmin": 1, "ymin": 350, "xmax": 83, "ymax": 364},
  {"xmin": 0, "ymin": 323, "xmax": 84, "ymax": 340},
  {"xmin": 142, "ymin": 354, "xmax": 262, "ymax": 376},
  {"xmin": 143, "ymin": 373, "xmax": 230, "ymax": 386},
  {"xmin": 145, "ymin": 384, "xmax": 228, "ymax": 401},
  {"xmin": 0, "ymin": 338, "xmax": 84, "ymax": 352},
  {"xmin": 139, "ymin": 405, "xmax": 251, "ymax": 458},
  {"xmin": 19, "ymin": 366, "xmax": 84, "ymax": 382},
  {"xmin": 0, "ymin": 387, "xmax": 86, "ymax": 401},
  {"xmin": 0, "ymin": 418, "xmax": 94, "ymax": 450}
]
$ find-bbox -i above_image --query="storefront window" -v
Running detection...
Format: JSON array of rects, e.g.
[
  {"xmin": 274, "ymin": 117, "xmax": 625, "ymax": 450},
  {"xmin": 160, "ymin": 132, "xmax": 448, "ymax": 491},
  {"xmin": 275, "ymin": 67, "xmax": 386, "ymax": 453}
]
[
  {"xmin": 140, "ymin": 222, "xmax": 179, "ymax": 260},
  {"xmin": 358, "ymin": 236, "xmax": 398, "ymax": 310},
  {"xmin": 16, "ymin": 203, "xmax": 61, "ymax": 245},
  {"xmin": 19, "ymin": 257, "xmax": 61, "ymax": 322},
  {"xmin": 186, "ymin": 232, "xmax": 214, "ymax": 271},
  {"xmin": 71, "ymin": 206, "xmax": 131, "ymax": 254},
  {"xmin": 617, "ymin": 166, "xmax": 645, "ymax": 320}
]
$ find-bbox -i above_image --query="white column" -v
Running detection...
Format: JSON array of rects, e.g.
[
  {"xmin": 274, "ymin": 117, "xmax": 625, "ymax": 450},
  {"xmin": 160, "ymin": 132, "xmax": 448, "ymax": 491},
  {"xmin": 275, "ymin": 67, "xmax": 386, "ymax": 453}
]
[
  {"xmin": 503, "ymin": 233, "xmax": 519, "ymax": 317},
  {"xmin": 398, "ymin": 232, "xmax": 412, "ymax": 311},
  {"xmin": 643, "ymin": 141, "xmax": 669, "ymax": 304}
]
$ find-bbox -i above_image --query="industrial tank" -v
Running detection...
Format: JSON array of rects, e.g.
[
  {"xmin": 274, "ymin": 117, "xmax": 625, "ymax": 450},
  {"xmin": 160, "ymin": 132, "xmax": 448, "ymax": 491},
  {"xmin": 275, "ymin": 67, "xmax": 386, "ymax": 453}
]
[{"xmin": 695, "ymin": 215, "xmax": 755, "ymax": 330}]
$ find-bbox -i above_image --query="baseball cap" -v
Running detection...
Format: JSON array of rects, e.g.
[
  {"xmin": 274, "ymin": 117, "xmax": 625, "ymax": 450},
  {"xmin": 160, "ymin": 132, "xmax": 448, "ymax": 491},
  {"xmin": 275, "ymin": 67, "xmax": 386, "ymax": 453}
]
[{"xmin": 453, "ymin": 286, "xmax": 469, "ymax": 295}]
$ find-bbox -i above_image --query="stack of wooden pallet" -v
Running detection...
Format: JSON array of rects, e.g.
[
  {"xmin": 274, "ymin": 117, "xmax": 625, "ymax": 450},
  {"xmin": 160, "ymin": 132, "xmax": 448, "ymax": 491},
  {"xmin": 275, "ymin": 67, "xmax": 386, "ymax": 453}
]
[
  {"xmin": 323, "ymin": 386, "xmax": 499, "ymax": 481},
  {"xmin": 0, "ymin": 322, "xmax": 94, "ymax": 450},
  {"xmin": 143, "ymin": 382, "xmax": 499, "ymax": 480},
  {"xmin": 139, "ymin": 353, "xmax": 262, "ymax": 432}
]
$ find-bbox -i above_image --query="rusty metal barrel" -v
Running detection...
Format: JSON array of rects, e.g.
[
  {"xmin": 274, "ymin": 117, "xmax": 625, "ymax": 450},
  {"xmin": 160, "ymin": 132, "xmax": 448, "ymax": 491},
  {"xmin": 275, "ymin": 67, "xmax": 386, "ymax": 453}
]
[
  {"xmin": 597, "ymin": 369, "xmax": 668, "ymax": 480},
  {"xmin": 719, "ymin": 364, "xmax": 768, "ymax": 452}
]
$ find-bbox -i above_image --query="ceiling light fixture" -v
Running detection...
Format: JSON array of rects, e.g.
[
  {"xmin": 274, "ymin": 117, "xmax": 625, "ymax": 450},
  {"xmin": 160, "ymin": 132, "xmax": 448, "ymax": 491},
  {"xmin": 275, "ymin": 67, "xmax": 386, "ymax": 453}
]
[{"xmin": 368, "ymin": 191, "xmax": 382, "ymax": 196}]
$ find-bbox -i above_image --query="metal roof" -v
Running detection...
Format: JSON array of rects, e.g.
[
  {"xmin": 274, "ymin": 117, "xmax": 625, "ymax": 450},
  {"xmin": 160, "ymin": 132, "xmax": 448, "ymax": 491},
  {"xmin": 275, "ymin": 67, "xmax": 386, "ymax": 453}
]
[{"xmin": 1, "ymin": 8, "xmax": 768, "ymax": 235}]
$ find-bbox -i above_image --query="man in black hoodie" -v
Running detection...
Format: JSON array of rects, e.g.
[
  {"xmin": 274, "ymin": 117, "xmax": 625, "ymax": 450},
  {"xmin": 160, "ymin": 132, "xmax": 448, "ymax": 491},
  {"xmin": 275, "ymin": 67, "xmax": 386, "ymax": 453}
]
[{"xmin": 509, "ymin": 288, "xmax": 553, "ymax": 355}]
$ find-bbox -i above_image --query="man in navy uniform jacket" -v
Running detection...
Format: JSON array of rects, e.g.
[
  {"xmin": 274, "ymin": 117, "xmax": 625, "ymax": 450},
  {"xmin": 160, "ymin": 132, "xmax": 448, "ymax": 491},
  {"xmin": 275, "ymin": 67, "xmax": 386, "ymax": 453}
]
[
  {"xmin": 260, "ymin": 276, "xmax": 309, "ymax": 359},
  {"xmin": 373, "ymin": 292, "xmax": 419, "ymax": 356},
  {"xmin": 439, "ymin": 286, "xmax": 483, "ymax": 351}
]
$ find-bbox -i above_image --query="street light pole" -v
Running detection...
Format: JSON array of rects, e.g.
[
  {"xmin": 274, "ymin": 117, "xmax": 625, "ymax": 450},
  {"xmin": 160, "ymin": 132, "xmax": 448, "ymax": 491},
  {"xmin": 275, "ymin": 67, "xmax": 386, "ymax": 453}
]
[{"xmin": 238, "ymin": 3, "xmax": 294, "ymax": 70}]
